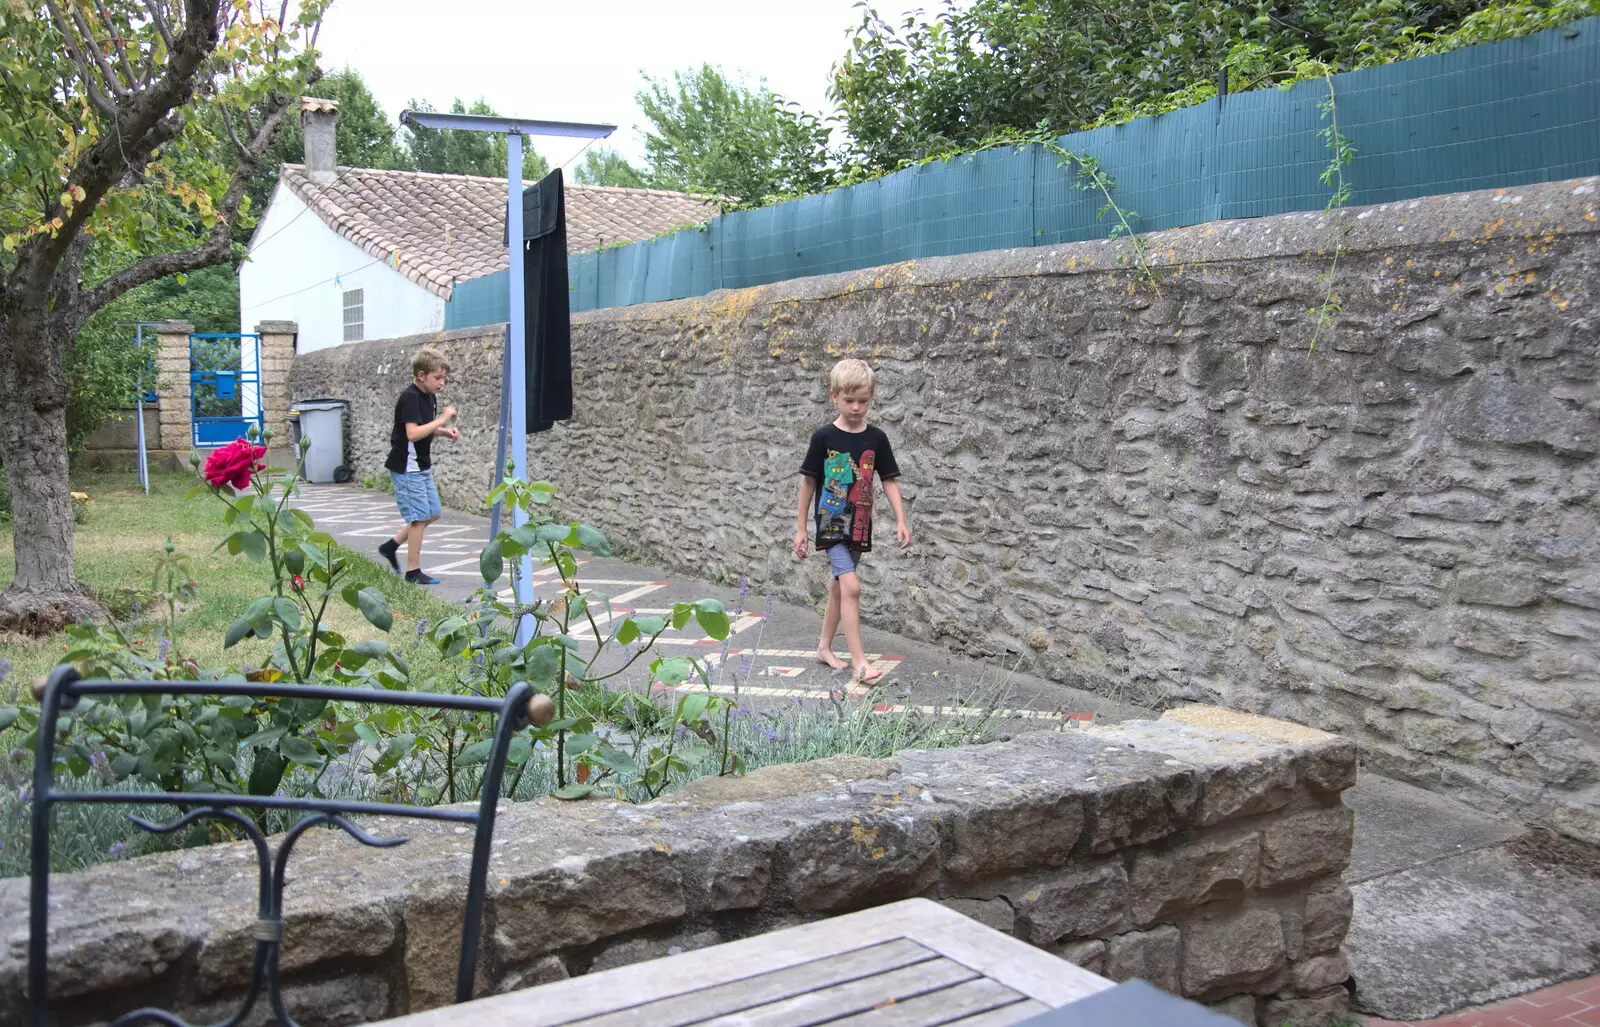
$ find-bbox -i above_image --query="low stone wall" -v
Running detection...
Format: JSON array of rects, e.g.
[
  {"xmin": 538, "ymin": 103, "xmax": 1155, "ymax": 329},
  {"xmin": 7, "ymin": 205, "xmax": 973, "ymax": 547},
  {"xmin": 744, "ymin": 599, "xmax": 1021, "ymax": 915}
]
[
  {"xmin": 1, "ymin": 709, "xmax": 1356, "ymax": 1027},
  {"xmin": 291, "ymin": 177, "xmax": 1600, "ymax": 846}
]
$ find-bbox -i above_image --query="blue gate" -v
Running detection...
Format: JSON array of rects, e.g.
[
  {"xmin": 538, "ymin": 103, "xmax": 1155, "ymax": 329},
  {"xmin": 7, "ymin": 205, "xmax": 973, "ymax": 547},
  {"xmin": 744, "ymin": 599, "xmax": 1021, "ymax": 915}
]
[{"xmin": 190, "ymin": 333, "xmax": 263, "ymax": 448}]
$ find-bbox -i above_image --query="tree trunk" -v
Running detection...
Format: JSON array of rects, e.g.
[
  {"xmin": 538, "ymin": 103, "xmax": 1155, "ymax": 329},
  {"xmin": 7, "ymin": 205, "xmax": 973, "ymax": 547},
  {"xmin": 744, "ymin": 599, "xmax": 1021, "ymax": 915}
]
[{"xmin": 0, "ymin": 305, "xmax": 101, "ymax": 634}]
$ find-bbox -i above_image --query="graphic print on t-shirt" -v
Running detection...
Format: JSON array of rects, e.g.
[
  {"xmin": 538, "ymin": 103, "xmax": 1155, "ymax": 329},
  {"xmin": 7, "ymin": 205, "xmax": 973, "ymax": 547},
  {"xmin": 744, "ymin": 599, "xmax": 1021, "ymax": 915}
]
[
  {"xmin": 817, "ymin": 449, "xmax": 875, "ymax": 549},
  {"xmin": 801, "ymin": 423, "xmax": 899, "ymax": 554}
]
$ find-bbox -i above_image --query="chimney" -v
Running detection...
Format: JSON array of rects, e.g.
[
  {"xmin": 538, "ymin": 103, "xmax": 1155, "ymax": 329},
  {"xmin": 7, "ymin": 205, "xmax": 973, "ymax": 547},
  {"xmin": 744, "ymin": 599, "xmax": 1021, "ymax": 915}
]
[{"xmin": 300, "ymin": 97, "xmax": 340, "ymax": 184}]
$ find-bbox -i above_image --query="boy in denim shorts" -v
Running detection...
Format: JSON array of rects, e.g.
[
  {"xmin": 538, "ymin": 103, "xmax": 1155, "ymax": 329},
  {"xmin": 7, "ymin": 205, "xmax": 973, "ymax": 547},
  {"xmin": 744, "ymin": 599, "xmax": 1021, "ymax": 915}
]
[
  {"xmin": 793, "ymin": 358, "xmax": 911, "ymax": 683},
  {"xmin": 378, "ymin": 347, "xmax": 458, "ymax": 585}
]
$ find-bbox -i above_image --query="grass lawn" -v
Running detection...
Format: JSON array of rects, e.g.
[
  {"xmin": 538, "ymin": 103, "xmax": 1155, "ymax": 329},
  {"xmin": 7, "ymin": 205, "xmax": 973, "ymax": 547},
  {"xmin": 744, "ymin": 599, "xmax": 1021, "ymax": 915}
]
[{"xmin": 0, "ymin": 471, "xmax": 464, "ymax": 699}]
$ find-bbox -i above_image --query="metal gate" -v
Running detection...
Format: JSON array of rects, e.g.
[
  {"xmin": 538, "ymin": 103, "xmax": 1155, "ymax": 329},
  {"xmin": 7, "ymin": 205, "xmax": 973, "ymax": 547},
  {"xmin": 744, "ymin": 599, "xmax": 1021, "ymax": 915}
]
[{"xmin": 190, "ymin": 333, "xmax": 263, "ymax": 448}]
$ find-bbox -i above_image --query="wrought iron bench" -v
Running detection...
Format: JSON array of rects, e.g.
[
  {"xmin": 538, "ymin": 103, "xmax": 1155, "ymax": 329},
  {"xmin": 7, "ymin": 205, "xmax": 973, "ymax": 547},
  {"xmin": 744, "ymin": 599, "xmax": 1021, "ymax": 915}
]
[{"xmin": 27, "ymin": 665, "xmax": 545, "ymax": 1027}]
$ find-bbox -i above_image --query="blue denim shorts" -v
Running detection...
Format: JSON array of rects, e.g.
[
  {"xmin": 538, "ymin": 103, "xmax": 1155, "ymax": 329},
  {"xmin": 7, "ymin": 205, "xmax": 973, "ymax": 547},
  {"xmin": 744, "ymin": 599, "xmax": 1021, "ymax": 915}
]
[
  {"xmin": 826, "ymin": 544, "xmax": 861, "ymax": 579},
  {"xmin": 391, "ymin": 469, "xmax": 442, "ymax": 524}
]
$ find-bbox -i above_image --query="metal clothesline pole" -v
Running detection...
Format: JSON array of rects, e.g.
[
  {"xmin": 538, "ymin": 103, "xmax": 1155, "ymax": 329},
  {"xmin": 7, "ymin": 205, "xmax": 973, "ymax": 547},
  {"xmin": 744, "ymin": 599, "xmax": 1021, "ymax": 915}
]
[
  {"xmin": 397, "ymin": 110, "xmax": 614, "ymax": 646},
  {"xmin": 114, "ymin": 321, "xmax": 167, "ymax": 496}
]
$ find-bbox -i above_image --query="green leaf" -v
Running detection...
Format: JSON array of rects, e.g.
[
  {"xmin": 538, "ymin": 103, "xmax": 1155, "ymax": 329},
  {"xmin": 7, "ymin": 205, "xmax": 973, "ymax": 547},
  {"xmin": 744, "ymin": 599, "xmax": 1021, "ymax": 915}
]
[
  {"xmin": 224, "ymin": 618, "xmax": 251, "ymax": 649},
  {"xmin": 534, "ymin": 523, "xmax": 573, "ymax": 546},
  {"xmin": 283, "ymin": 548, "xmax": 305, "ymax": 576},
  {"xmin": 110, "ymin": 753, "xmax": 138, "ymax": 779},
  {"xmin": 353, "ymin": 722, "xmax": 381, "ymax": 745},
  {"xmin": 566, "ymin": 732, "xmax": 597, "ymax": 755},
  {"xmin": 551, "ymin": 783, "xmax": 596, "ymax": 801},
  {"xmin": 614, "ymin": 618, "xmax": 640, "ymax": 646},
  {"xmin": 677, "ymin": 693, "xmax": 711, "ymax": 726},
  {"xmin": 240, "ymin": 531, "xmax": 268, "ymax": 562},
  {"xmin": 593, "ymin": 741, "xmax": 641, "ymax": 775},
  {"xmin": 272, "ymin": 598, "xmax": 302, "ymax": 631},
  {"xmin": 224, "ymin": 531, "xmax": 244, "ymax": 556},
  {"xmin": 434, "ymin": 616, "xmax": 468, "ymax": 637},
  {"xmin": 248, "ymin": 748, "xmax": 286, "ymax": 796},
  {"xmin": 357, "ymin": 587, "xmax": 394, "ymax": 632},
  {"xmin": 0, "ymin": 707, "xmax": 17, "ymax": 732},
  {"xmin": 694, "ymin": 600, "xmax": 730, "ymax": 640},
  {"xmin": 632, "ymin": 615, "xmax": 666, "ymax": 637},
  {"xmin": 654, "ymin": 657, "xmax": 694, "ymax": 689},
  {"xmin": 506, "ymin": 735, "xmax": 533, "ymax": 765},
  {"xmin": 279, "ymin": 736, "xmax": 323, "ymax": 766},
  {"xmin": 506, "ymin": 524, "xmax": 538, "ymax": 551},
  {"xmin": 341, "ymin": 583, "xmax": 362, "ymax": 609},
  {"xmin": 523, "ymin": 646, "xmax": 559, "ymax": 688},
  {"xmin": 671, "ymin": 604, "xmax": 694, "ymax": 631},
  {"xmin": 350, "ymin": 639, "xmax": 390, "ymax": 660},
  {"xmin": 575, "ymin": 524, "xmax": 612, "ymax": 556},
  {"xmin": 479, "ymin": 540, "xmax": 504, "ymax": 584},
  {"xmin": 245, "ymin": 726, "xmax": 287, "ymax": 749},
  {"xmin": 371, "ymin": 732, "xmax": 415, "ymax": 775},
  {"xmin": 291, "ymin": 508, "xmax": 316, "ymax": 529},
  {"xmin": 456, "ymin": 739, "xmax": 493, "ymax": 766}
]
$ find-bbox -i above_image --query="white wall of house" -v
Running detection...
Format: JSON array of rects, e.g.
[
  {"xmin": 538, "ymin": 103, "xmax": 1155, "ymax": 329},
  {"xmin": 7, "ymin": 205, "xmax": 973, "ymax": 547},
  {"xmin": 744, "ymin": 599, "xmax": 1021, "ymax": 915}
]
[{"xmin": 239, "ymin": 181, "xmax": 447, "ymax": 355}]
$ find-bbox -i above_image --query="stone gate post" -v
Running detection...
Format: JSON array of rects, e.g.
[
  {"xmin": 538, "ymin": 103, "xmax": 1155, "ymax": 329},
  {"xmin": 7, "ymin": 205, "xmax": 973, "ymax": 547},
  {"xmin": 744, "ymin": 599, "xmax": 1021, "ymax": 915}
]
[
  {"xmin": 153, "ymin": 321, "xmax": 194, "ymax": 453},
  {"xmin": 255, "ymin": 320, "xmax": 297, "ymax": 457}
]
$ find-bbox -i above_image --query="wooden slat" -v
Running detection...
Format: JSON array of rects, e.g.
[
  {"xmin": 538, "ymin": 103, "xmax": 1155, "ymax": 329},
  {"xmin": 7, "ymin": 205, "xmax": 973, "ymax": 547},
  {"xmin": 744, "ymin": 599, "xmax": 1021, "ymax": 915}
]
[
  {"xmin": 694, "ymin": 958, "xmax": 979, "ymax": 1027},
  {"xmin": 942, "ymin": 1000, "xmax": 1051, "ymax": 1026},
  {"xmin": 566, "ymin": 939, "xmax": 937, "ymax": 1027},
  {"xmin": 382, "ymin": 900, "xmax": 1112, "ymax": 1026},
  {"xmin": 826, "ymin": 978, "xmax": 1027, "ymax": 1026}
]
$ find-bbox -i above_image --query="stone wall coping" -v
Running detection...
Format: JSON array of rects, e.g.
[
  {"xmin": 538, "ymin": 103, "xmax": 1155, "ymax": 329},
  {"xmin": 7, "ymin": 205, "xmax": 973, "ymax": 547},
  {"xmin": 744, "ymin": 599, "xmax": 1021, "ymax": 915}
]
[
  {"xmin": 0, "ymin": 707, "xmax": 1357, "ymax": 1022},
  {"xmin": 154, "ymin": 321, "xmax": 195, "ymax": 334},
  {"xmin": 255, "ymin": 320, "xmax": 299, "ymax": 334}
]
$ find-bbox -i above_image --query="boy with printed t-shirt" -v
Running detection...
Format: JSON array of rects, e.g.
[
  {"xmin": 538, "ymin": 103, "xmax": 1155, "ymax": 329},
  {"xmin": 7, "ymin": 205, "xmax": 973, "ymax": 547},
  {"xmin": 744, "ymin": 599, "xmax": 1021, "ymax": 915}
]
[
  {"xmin": 378, "ymin": 347, "xmax": 458, "ymax": 585},
  {"xmin": 793, "ymin": 358, "xmax": 911, "ymax": 683}
]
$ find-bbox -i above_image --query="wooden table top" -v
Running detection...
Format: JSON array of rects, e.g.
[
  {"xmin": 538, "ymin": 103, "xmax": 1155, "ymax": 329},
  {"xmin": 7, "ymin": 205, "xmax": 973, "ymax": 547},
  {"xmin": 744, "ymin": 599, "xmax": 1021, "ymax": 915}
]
[{"xmin": 385, "ymin": 898, "xmax": 1114, "ymax": 1027}]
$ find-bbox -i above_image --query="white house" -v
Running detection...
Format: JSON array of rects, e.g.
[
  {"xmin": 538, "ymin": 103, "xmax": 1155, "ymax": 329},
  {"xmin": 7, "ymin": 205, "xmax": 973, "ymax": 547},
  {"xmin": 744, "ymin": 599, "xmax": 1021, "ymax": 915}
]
[{"xmin": 239, "ymin": 98, "xmax": 718, "ymax": 354}]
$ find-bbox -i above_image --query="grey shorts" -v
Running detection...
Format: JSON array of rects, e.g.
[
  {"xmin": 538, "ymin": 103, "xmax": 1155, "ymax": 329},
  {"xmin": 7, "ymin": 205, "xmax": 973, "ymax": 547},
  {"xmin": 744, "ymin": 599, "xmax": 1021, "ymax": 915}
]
[
  {"xmin": 391, "ymin": 469, "xmax": 442, "ymax": 524},
  {"xmin": 826, "ymin": 544, "xmax": 861, "ymax": 579}
]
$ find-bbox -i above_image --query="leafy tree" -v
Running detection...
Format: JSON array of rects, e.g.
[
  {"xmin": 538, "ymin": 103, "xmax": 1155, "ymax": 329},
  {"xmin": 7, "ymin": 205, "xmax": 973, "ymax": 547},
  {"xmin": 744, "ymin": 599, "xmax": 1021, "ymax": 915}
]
[
  {"xmin": 636, "ymin": 65, "xmax": 834, "ymax": 208},
  {"xmin": 402, "ymin": 98, "xmax": 551, "ymax": 180},
  {"xmin": 828, "ymin": 0, "xmax": 1596, "ymax": 173},
  {"xmin": 571, "ymin": 147, "xmax": 649, "ymax": 189},
  {"xmin": 0, "ymin": 0, "xmax": 327, "ymax": 633}
]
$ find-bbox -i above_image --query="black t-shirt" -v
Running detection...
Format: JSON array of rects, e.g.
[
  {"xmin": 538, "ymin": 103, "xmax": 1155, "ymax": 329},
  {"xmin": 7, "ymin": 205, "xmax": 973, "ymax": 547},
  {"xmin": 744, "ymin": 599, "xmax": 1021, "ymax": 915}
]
[
  {"xmin": 385, "ymin": 384, "xmax": 437, "ymax": 473},
  {"xmin": 799, "ymin": 423, "xmax": 900, "ymax": 552}
]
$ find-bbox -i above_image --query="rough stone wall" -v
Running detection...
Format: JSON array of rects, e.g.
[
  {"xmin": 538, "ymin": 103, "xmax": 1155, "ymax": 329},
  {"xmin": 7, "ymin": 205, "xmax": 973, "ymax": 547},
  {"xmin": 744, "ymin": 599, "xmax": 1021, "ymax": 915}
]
[
  {"xmin": 290, "ymin": 177, "xmax": 1600, "ymax": 845},
  {"xmin": 0, "ymin": 709, "xmax": 1358, "ymax": 1027}
]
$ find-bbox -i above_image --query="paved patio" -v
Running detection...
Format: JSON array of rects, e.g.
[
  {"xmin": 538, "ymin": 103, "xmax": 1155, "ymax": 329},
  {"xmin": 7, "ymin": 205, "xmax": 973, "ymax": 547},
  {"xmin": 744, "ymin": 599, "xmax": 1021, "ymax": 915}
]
[{"xmin": 1363, "ymin": 974, "xmax": 1600, "ymax": 1027}]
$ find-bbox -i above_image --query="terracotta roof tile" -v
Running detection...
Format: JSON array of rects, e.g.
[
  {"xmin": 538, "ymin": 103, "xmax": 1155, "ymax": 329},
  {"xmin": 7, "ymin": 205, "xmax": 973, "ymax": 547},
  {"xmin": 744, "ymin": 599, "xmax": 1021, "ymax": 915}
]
[{"xmin": 274, "ymin": 164, "xmax": 718, "ymax": 299}]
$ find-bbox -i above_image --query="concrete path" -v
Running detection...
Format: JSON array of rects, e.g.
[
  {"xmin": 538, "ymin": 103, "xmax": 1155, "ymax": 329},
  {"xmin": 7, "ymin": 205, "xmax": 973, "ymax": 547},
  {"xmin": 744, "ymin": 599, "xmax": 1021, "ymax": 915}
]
[
  {"xmin": 287, "ymin": 483, "xmax": 1142, "ymax": 724},
  {"xmin": 1344, "ymin": 774, "xmax": 1600, "ymax": 1022}
]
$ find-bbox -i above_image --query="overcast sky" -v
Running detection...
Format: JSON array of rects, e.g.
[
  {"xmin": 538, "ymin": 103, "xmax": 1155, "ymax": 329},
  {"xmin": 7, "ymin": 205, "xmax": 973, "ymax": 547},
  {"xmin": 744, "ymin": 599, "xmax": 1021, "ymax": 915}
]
[{"xmin": 312, "ymin": 0, "xmax": 950, "ymax": 167}]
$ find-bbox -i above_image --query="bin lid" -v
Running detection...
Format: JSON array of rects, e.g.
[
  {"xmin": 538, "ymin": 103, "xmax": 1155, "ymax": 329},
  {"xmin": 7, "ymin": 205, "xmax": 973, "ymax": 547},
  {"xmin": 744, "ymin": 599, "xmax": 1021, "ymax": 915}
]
[{"xmin": 291, "ymin": 398, "xmax": 348, "ymax": 411}]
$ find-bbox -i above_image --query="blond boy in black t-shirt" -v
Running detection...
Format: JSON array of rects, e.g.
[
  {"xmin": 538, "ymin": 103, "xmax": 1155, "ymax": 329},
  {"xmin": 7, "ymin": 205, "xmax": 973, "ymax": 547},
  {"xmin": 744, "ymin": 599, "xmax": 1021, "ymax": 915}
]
[{"xmin": 794, "ymin": 358, "xmax": 911, "ymax": 683}]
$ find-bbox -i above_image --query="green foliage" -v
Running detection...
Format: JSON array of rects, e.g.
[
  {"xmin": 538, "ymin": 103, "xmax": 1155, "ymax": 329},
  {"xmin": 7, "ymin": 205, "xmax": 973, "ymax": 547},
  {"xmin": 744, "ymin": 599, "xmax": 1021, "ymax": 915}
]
[
  {"xmin": 827, "ymin": 0, "xmax": 1598, "ymax": 175},
  {"xmin": 571, "ymin": 148, "xmax": 650, "ymax": 189},
  {"xmin": 636, "ymin": 65, "xmax": 836, "ymax": 209},
  {"xmin": 402, "ymin": 98, "xmax": 551, "ymax": 180}
]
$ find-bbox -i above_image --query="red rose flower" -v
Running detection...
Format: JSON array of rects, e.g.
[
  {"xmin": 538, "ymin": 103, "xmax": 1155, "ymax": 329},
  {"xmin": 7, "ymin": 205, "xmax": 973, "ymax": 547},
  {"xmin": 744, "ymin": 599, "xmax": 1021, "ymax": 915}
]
[
  {"xmin": 203, "ymin": 439, "xmax": 267, "ymax": 490},
  {"xmin": 291, "ymin": 574, "xmax": 305, "ymax": 592}
]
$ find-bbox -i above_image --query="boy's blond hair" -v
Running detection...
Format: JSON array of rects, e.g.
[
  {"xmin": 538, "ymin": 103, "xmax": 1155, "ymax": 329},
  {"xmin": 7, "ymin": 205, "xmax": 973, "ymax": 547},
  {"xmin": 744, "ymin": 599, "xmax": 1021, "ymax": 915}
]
[
  {"xmin": 412, "ymin": 346, "xmax": 450, "ymax": 377},
  {"xmin": 829, "ymin": 358, "xmax": 875, "ymax": 395}
]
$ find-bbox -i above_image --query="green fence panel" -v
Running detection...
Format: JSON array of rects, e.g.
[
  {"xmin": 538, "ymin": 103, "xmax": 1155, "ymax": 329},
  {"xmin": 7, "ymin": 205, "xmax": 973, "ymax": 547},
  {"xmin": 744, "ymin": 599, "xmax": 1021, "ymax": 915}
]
[{"xmin": 444, "ymin": 19, "xmax": 1600, "ymax": 330}]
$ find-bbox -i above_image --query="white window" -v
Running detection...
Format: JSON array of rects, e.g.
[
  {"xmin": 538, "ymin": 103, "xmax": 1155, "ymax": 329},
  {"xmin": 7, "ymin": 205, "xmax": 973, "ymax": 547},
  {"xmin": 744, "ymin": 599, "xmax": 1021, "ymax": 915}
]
[{"xmin": 342, "ymin": 288, "xmax": 364, "ymax": 342}]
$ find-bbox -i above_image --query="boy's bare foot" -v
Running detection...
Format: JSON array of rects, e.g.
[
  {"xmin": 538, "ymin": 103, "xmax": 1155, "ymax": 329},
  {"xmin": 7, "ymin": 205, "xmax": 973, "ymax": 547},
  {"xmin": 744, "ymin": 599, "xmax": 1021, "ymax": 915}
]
[
  {"xmin": 816, "ymin": 648, "xmax": 848, "ymax": 670},
  {"xmin": 854, "ymin": 665, "xmax": 884, "ymax": 685}
]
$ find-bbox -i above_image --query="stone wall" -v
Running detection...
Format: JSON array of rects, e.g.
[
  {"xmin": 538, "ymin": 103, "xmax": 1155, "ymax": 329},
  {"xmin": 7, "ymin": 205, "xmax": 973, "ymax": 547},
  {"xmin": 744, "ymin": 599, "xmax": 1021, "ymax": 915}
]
[
  {"xmin": 0, "ymin": 709, "xmax": 1358, "ymax": 1027},
  {"xmin": 290, "ymin": 176, "xmax": 1600, "ymax": 846}
]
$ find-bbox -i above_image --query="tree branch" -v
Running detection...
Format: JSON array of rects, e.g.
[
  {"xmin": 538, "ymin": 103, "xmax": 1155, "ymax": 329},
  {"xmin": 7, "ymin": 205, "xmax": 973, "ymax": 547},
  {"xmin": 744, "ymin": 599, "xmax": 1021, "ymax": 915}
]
[
  {"xmin": 69, "ymin": 3, "xmax": 129, "ymax": 98},
  {"xmin": 15, "ymin": 0, "xmax": 223, "ymax": 297},
  {"xmin": 96, "ymin": 1, "xmax": 140, "ymax": 86},
  {"xmin": 218, "ymin": 102, "xmax": 249, "ymax": 157},
  {"xmin": 144, "ymin": 0, "xmax": 175, "ymax": 51},
  {"xmin": 42, "ymin": 0, "xmax": 115, "ymax": 116},
  {"xmin": 81, "ymin": 93, "xmax": 293, "ymax": 315}
]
